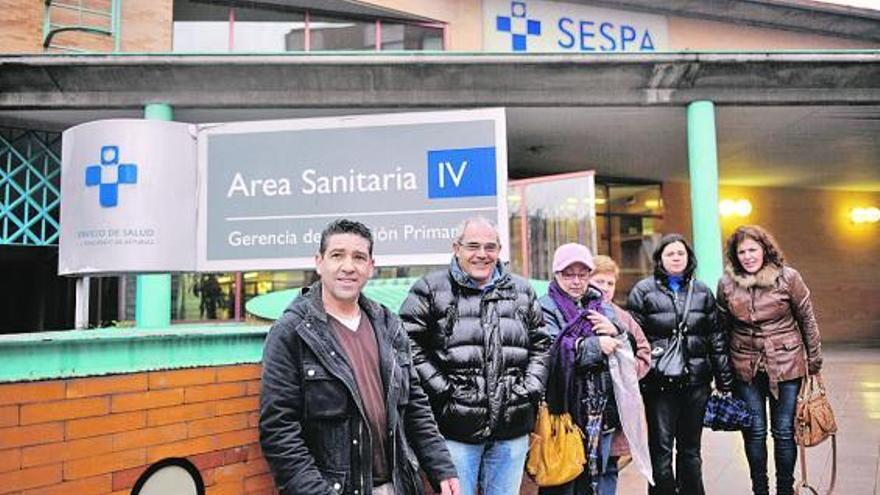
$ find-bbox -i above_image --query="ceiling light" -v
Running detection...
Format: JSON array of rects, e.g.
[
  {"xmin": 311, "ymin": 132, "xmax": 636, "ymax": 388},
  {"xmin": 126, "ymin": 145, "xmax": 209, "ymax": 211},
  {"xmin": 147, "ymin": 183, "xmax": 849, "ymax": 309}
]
[{"xmin": 851, "ymin": 207, "xmax": 880, "ymax": 224}]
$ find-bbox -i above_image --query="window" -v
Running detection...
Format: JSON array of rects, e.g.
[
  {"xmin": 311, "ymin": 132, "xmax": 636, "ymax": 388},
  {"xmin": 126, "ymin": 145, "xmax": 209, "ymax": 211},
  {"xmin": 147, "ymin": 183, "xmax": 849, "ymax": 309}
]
[
  {"xmin": 595, "ymin": 181, "xmax": 664, "ymax": 304},
  {"xmin": 172, "ymin": 0, "xmax": 231, "ymax": 52},
  {"xmin": 171, "ymin": 273, "xmax": 236, "ymax": 321},
  {"xmin": 231, "ymin": 4, "xmax": 306, "ymax": 52},
  {"xmin": 172, "ymin": 1, "xmax": 445, "ymax": 53},
  {"xmin": 309, "ymin": 14, "xmax": 376, "ymax": 51},
  {"xmin": 508, "ymin": 172, "xmax": 599, "ymax": 281},
  {"xmin": 381, "ymin": 23, "xmax": 444, "ymax": 51}
]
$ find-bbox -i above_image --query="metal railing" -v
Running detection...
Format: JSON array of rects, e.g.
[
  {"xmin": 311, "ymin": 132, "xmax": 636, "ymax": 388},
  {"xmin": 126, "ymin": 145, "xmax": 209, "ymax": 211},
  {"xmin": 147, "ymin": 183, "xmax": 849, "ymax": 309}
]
[{"xmin": 43, "ymin": 0, "xmax": 120, "ymax": 53}]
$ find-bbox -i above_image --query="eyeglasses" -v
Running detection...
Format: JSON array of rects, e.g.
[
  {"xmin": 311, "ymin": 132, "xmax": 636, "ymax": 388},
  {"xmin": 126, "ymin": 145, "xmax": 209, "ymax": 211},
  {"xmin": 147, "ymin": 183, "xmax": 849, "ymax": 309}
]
[
  {"xmin": 457, "ymin": 242, "xmax": 500, "ymax": 254},
  {"xmin": 557, "ymin": 271, "xmax": 590, "ymax": 281}
]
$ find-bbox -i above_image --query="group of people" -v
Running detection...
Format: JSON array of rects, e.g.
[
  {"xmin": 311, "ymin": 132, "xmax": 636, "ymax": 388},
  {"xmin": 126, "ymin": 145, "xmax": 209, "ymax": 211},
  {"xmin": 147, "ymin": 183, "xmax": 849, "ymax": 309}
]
[{"xmin": 259, "ymin": 217, "xmax": 823, "ymax": 495}]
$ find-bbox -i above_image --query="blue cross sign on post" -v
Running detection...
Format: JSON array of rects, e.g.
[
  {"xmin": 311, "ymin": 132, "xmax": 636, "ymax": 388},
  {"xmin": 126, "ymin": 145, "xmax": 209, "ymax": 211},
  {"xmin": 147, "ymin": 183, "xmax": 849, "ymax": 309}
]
[
  {"xmin": 496, "ymin": 1, "xmax": 541, "ymax": 52},
  {"xmin": 426, "ymin": 146, "xmax": 497, "ymax": 199},
  {"xmin": 84, "ymin": 145, "xmax": 138, "ymax": 207}
]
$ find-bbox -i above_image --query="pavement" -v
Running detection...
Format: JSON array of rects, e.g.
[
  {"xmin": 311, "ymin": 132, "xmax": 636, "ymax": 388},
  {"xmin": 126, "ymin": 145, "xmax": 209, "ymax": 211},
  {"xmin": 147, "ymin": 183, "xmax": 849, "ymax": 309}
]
[
  {"xmin": 430, "ymin": 347, "xmax": 879, "ymax": 495},
  {"xmin": 615, "ymin": 346, "xmax": 880, "ymax": 494}
]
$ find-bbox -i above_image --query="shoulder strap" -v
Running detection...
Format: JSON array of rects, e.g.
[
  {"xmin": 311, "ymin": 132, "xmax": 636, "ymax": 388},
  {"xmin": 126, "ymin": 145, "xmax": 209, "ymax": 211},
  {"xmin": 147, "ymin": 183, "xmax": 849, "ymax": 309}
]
[
  {"xmin": 797, "ymin": 433, "xmax": 836, "ymax": 495},
  {"xmin": 682, "ymin": 281, "xmax": 695, "ymax": 317},
  {"xmin": 674, "ymin": 281, "xmax": 696, "ymax": 334}
]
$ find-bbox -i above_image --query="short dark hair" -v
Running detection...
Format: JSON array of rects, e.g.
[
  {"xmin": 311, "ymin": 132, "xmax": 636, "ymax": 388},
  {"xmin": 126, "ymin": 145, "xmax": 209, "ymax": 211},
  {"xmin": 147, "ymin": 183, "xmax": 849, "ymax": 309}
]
[
  {"xmin": 652, "ymin": 233, "xmax": 697, "ymax": 280},
  {"xmin": 319, "ymin": 219, "xmax": 374, "ymax": 256},
  {"xmin": 725, "ymin": 225, "xmax": 785, "ymax": 275}
]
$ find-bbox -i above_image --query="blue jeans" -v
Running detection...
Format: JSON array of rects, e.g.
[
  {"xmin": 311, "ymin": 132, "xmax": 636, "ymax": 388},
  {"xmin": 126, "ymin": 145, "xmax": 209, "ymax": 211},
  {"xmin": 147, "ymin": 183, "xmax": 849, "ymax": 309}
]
[
  {"xmin": 598, "ymin": 430, "xmax": 619, "ymax": 495},
  {"xmin": 735, "ymin": 374, "xmax": 801, "ymax": 495},
  {"xmin": 445, "ymin": 435, "xmax": 529, "ymax": 495}
]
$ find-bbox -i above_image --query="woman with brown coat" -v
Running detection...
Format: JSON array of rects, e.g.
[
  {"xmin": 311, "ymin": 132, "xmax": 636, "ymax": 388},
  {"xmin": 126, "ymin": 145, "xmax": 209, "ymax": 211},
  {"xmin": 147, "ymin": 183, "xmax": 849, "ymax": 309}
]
[{"xmin": 717, "ymin": 225, "xmax": 823, "ymax": 495}]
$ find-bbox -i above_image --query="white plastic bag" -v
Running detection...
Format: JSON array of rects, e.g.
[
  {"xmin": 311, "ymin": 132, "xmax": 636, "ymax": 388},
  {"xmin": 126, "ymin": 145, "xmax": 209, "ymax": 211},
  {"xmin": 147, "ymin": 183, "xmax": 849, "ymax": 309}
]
[{"xmin": 608, "ymin": 343, "xmax": 654, "ymax": 486}]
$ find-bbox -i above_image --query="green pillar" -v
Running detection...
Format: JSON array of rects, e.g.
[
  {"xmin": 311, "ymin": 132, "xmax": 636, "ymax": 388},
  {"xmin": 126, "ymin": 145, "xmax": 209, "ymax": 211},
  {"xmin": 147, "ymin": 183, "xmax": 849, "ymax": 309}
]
[
  {"xmin": 136, "ymin": 103, "xmax": 173, "ymax": 328},
  {"xmin": 687, "ymin": 101, "xmax": 723, "ymax": 292}
]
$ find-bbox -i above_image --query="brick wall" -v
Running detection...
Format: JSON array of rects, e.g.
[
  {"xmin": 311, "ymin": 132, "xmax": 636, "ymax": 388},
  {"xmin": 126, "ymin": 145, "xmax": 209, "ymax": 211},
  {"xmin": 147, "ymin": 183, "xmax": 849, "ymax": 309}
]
[
  {"xmin": 0, "ymin": 0, "xmax": 42, "ymax": 53},
  {"xmin": 662, "ymin": 181, "xmax": 880, "ymax": 342},
  {"xmin": 0, "ymin": 364, "xmax": 275, "ymax": 495},
  {"xmin": 0, "ymin": 0, "xmax": 170, "ymax": 54}
]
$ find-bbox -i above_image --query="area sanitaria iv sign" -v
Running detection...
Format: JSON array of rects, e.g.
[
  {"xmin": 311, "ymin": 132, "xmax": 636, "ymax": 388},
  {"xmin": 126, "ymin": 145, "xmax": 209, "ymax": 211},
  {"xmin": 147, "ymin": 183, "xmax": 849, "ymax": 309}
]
[{"xmin": 59, "ymin": 109, "xmax": 508, "ymax": 275}]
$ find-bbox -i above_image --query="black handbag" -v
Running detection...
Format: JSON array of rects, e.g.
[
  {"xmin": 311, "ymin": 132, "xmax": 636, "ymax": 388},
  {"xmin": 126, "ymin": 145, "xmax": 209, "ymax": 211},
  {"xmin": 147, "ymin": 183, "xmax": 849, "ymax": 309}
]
[{"xmin": 649, "ymin": 282, "xmax": 693, "ymax": 388}]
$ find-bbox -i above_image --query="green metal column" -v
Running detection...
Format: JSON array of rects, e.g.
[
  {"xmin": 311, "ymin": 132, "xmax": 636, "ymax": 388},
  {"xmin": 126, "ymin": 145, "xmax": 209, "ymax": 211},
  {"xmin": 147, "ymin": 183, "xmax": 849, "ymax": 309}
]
[
  {"xmin": 687, "ymin": 101, "xmax": 723, "ymax": 292},
  {"xmin": 136, "ymin": 103, "xmax": 173, "ymax": 328}
]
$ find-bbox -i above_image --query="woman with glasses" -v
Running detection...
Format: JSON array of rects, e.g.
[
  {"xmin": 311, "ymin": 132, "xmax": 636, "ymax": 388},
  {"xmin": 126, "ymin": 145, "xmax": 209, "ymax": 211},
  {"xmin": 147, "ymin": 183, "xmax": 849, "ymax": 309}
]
[
  {"xmin": 626, "ymin": 234, "xmax": 733, "ymax": 495},
  {"xmin": 538, "ymin": 244, "xmax": 650, "ymax": 495}
]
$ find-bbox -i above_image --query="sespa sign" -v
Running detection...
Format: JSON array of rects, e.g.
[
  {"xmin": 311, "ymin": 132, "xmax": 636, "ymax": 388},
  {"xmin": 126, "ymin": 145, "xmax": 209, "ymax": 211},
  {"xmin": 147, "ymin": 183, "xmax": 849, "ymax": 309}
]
[
  {"xmin": 59, "ymin": 109, "xmax": 508, "ymax": 275},
  {"xmin": 484, "ymin": 0, "xmax": 668, "ymax": 53}
]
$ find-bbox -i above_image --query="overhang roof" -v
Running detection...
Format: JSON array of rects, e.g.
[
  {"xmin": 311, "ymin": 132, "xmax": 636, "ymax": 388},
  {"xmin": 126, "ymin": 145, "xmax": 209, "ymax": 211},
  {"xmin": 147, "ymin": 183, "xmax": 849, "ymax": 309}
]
[
  {"xmin": 1, "ymin": 52, "xmax": 878, "ymax": 191},
  {"xmin": 1, "ymin": 52, "xmax": 879, "ymax": 109}
]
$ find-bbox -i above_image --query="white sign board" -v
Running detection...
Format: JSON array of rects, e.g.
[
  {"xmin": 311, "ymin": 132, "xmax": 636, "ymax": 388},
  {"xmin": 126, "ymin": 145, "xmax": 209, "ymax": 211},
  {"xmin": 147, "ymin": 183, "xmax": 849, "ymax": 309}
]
[
  {"xmin": 59, "ymin": 120, "xmax": 197, "ymax": 275},
  {"xmin": 58, "ymin": 110, "xmax": 509, "ymax": 275},
  {"xmin": 197, "ymin": 109, "xmax": 509, "ymax": 271},
  {"xmin": 483, "ymin": 0, "xmax": 668, "ymax": 53}
]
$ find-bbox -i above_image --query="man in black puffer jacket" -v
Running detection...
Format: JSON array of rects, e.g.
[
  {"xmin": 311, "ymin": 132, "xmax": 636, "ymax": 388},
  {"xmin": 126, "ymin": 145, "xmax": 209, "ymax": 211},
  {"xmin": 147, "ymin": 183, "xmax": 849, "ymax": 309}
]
[{"xmin": 399, "ymin": 217, "xmax": 551, "ymax": 495}]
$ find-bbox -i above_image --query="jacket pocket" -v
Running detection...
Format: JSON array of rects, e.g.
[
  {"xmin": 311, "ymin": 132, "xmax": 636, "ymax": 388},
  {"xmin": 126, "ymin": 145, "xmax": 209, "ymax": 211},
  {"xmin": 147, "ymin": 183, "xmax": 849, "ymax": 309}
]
[
  {"xmin": 318, "ymin": 468, "xmax": 348, "ymax": 494},
  {"xmin": 772, "ymin": 336, "xmax": 804, "ymax": 378},
  {"xmin": 502, "ymin": 378, "xmax": 536, "ymax": 431},
  {"xmin": 303, "ymin": 365, "xmax": 351, "ymax": 418},
  {"xmin": 729, "ymin": 341, "xmax": 758, "ymax": 380}
]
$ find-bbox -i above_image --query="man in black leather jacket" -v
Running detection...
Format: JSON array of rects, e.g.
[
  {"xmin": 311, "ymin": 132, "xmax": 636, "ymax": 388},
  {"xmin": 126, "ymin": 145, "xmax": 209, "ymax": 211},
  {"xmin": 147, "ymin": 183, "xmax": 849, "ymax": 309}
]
[
  {"xmin": 399, "ymin": 217, "xmax": 551, "ymax": 495},
  {"xmin": 260, "ymin": 219, "xmax": 459, "ymax": 495}
]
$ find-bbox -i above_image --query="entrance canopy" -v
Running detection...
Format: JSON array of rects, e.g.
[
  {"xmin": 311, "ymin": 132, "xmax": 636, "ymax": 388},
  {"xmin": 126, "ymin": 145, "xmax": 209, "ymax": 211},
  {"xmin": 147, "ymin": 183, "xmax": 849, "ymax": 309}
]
[{"xmin": 1, "ymin": 52, "xmax": 879, "ymax": 190}]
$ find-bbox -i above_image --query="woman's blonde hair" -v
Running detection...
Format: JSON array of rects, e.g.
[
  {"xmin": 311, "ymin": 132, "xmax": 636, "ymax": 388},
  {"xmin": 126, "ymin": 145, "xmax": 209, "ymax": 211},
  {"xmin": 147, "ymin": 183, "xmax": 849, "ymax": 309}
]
[{"xmin": 592, "ymin": 255, "xmax": 619, "ymax": 279}]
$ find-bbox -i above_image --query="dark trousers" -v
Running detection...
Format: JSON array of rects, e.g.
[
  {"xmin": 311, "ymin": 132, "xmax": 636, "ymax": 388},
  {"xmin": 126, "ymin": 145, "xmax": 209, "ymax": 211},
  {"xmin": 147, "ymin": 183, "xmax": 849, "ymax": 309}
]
[
  {"xmin": 735, "ymin": 374, "xmax": 801, "ymax": 495},
  {"xmin": 643, "ymin": 384, "xmax": 711, "ymax": 495}
]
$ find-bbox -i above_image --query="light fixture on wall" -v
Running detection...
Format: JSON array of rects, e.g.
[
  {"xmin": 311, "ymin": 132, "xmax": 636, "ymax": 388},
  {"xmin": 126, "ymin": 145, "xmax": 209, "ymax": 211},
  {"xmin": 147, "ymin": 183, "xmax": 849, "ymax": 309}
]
[
  {"xmin": 851, "ymin": 206, "xmax": 880, "ymax": 224},
  {"xmin": 719, "ymin": 198, "xmax": 752, "ymax": 217}
]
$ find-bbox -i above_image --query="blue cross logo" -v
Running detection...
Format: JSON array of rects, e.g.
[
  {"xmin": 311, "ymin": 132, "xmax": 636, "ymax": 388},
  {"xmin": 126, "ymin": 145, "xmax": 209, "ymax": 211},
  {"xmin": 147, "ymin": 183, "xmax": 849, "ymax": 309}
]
[
  {"xmin": 496, "ymin": 1, "xmax": 541, "ymax": 52},
  {"xmin": 84, "ymin": 145, "xmax": 138, "ymax": 208}
]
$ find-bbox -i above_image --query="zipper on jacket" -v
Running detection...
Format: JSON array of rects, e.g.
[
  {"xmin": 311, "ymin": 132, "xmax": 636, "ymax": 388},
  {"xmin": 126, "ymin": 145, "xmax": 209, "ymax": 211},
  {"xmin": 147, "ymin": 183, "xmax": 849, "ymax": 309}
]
[
  {"xmin": 301, "ymin": 316, "xmax": 370, "ymax": 494},
  {"xmin": 359, "ymin": 420, "xmax": 367, "ymax": 495}
]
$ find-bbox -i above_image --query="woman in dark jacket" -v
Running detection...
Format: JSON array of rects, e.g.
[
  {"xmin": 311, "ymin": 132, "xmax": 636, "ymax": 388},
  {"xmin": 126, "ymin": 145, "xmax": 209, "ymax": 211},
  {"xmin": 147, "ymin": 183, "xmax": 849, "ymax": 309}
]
[
  {"xmin": 627, "ymin": 234, "xmax": 733, "ymax": 495},
  {"xmin": 717, "ymin": 225, "xmax": 822, "ymax": 495}
]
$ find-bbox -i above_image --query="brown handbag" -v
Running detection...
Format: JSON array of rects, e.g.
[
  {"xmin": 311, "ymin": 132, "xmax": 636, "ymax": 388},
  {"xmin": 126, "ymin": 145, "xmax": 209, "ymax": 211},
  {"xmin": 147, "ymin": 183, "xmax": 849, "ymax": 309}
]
[{"xmin": 795, "ymin": 373, "xmax": 837, "ymax": 495}]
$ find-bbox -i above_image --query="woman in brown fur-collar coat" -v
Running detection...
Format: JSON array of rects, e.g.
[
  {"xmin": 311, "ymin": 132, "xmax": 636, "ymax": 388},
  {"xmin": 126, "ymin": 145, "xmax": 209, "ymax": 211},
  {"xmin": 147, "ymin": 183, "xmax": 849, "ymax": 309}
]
[{"xmin": 716, "ymin": 225, "xmax": 823, "ymax": 495}]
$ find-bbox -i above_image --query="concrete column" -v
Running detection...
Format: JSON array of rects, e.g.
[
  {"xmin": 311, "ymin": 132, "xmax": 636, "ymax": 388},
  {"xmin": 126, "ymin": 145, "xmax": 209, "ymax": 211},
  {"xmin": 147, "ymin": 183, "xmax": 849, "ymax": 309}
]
[
  {"xmin": 686, "ymin": 101, "xmax": 723, "ymax": 292},
  {"xmin": 135, "ymin": 103, "xmax": 173, "ymax": 328}
]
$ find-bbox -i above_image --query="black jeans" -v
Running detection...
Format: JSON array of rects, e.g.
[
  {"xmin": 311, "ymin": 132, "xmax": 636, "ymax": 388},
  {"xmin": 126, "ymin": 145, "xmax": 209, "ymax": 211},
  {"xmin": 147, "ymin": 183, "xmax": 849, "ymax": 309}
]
[
  {"xmin": 643, "ymin": 384, "xmax": 711, "ymax": 495},
  {"xmin": 735, "ymin": 373, "xmax": 801, "ymax": 495}
]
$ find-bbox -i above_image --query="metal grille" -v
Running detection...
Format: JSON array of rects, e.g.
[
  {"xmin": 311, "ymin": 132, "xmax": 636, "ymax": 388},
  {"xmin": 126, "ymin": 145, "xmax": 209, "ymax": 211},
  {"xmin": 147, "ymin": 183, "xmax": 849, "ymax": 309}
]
[{"xmin": 0, "ymin": 128, "xmax": 62, "ymax": 246}]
